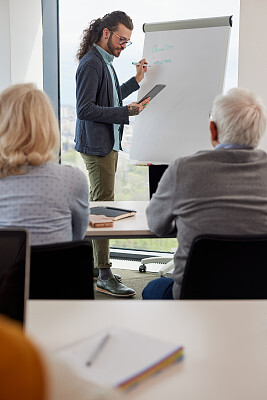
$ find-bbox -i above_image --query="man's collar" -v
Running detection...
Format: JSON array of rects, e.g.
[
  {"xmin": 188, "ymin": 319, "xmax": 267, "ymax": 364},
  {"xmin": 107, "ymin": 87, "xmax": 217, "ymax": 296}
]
[
  {"xmin": 215, "ymin": 143, "xmax": 254, "ymax": 150},
  {"xmin": 94, "ymin": 43, "xmax": 114, "ymax": 64}
]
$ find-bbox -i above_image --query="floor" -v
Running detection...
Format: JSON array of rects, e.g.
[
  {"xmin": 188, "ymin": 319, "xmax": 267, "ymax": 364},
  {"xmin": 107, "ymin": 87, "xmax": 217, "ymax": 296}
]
[{"xmin": 93, "ymin": 258, "xmax": 173, "ymax": 300}]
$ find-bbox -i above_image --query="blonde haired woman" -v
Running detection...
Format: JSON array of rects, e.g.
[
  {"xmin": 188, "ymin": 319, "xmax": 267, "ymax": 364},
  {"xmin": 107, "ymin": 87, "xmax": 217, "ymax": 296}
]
[{"xmin": 0, "ymin": 83, "xmax": 89, "ymax": 245}]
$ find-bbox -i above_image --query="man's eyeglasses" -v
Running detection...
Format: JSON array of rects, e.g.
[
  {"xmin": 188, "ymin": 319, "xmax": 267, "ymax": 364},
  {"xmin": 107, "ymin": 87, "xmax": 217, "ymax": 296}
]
[{"xmin": 110, "ymin": 30, "xmax": 132, "ymax": 47}]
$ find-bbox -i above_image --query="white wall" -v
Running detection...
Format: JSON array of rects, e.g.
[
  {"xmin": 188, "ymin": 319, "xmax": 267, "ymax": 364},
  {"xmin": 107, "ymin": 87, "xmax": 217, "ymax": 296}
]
[
  {"xmin": 0, "ymin": 0, "xmax": 43, "ymax": 92},
  {"xmin": 239, "ymin": 0, "xmax": 267, "ymax": 149},
  {"xmin": 0, "ymin": 0, "xmax": 11, "ymax": 91},
  {"xmin": 239, "ymin": 0, "xmax": 267, "ymax": 99}
]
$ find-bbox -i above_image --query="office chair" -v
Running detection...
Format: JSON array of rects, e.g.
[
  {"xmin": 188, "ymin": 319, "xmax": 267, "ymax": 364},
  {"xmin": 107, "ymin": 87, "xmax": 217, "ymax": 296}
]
[
  {"xmin": 139, "ymin": 255, "xmax": 174, "ymax": 274},
  {"xmin": 0, "ymin": 228, "xmax": 30, "ymax": 323},
  {"xmin": 180, "ymin": 234, "xmax": 267, "ymax": 299},
  {"xmin": 30, "ymin": 239, "xmax": 94, "ymax": 300}
]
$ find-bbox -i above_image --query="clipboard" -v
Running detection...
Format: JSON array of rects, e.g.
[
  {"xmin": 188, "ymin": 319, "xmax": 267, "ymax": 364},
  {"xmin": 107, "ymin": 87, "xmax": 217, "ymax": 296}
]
[{"xmin": 137, "ymin": 84, "xmax": 166, "ymax": 104}]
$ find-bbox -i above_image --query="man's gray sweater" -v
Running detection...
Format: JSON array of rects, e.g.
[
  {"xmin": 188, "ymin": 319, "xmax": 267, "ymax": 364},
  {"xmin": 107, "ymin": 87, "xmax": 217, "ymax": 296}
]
[{"xmin": 146, "ymin": 148, "xmax": 267, "ymax": 299}]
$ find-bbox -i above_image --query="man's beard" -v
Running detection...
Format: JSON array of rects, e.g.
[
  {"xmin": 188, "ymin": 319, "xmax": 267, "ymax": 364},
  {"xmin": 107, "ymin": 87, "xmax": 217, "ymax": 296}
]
[{"xmin": 107, "ymin": 36, "xmax": 123, "ymax": 57}]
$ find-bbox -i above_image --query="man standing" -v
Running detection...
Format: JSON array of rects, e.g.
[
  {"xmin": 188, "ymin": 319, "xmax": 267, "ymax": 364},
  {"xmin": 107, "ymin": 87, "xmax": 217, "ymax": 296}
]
[
  {"xmin": 75, "ymin": 11, "xmax": 149, "ymax": 297},
  {"xmin": 143, "ymin": 87, "xmax": 267, "ymax": 299}
]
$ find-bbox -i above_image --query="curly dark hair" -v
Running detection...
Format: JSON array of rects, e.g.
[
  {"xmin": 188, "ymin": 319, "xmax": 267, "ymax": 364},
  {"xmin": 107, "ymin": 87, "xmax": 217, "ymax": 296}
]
[{"xmin": 76, "ymin": 11, "xmax": 133, "ymax": 61}]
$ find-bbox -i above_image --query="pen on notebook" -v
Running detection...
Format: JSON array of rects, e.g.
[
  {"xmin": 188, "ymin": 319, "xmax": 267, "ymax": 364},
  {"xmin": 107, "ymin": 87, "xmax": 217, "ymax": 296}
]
[
  {"xmin": 132, "ymin": 62, "xmax": 151, "ymax": 67},
  {"xmin": 86, "ymin": 333, "xmax": 110, "ymax": 366}
]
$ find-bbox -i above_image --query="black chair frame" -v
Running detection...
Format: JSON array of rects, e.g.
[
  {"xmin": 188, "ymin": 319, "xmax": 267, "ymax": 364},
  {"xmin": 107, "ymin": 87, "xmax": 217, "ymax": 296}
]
[
  {"xmin": 180, "ymin": 234, "xmax": 267, "ymax": 299},
  {"xmin": 30, "ymin": 239, "xmax": 94, "ymax": 300}
]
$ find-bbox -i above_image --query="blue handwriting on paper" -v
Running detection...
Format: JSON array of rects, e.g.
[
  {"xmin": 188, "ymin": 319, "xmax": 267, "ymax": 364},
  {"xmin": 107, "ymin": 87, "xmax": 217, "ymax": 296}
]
[
  {"xmin": 150, "ymin": 56, "xmax": 173, "ymax": 65},
  {"xmin": 150, "ymin": 43, "xmax": 175, "ymax": 65},
  {"xmin": 152, "ymin": 44, "xmax": 175, "ymax": 53}
]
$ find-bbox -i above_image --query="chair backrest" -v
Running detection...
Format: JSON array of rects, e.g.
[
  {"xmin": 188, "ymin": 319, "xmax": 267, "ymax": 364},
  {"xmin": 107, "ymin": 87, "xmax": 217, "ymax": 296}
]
[
  {"xmin": 0, "ymin": 228, "xmax": 30, "ymax": 323},
  {"xmin": 30, "ymin": 240, "xmax": 94, "ymax": 300},
  {"xmin": 180, "ymin": 234, "xmax": 267, "ymax": 299}
]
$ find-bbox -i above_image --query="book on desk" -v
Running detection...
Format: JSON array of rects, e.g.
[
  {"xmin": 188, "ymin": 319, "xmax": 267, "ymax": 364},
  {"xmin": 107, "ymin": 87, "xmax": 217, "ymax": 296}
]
[
  {"xmin": 89, "ymin": 214, "xmax": 114, "ymax": 228},
  {"xmin": 90, "ymin": 206, "xmax": 137, "ymax": 221},
  {"xmin": 55, "ymin": 327, "xmax": 184, "ymax": 391}
]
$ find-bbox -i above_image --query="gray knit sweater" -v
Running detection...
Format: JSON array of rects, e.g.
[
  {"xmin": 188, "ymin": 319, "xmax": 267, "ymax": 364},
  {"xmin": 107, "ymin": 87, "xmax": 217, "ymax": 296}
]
[{"xmin": 146, "ymin": 148, "xmax": 267, "ymax": 299}]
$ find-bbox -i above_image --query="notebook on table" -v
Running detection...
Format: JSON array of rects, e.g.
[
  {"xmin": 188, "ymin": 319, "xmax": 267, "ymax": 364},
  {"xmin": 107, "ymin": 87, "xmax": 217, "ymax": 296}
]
[
  {"xmin": 89, "ymin": 214, "xmax": 114, "ymax": 228},
  {"xmin": 55, "ymin": 327, "xmax": 184, "ymax": 391}
]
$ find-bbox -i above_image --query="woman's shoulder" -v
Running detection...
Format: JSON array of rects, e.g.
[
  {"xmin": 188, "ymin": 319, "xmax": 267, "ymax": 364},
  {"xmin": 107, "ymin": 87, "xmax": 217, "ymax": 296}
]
[
  {"xmin": 47, "ymin": 162, "xmax": 86, "ymax": 179},
  {"xmin": 36, "ymin": 163, "xmax": 87, "ymax": 183}
]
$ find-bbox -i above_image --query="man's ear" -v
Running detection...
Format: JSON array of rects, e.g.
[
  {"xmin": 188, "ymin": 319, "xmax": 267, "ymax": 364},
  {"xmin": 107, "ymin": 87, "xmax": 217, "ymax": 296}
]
[
  {"xmin": 210, "ymin": 121, "xmax": 219, "ymax": 147},
  {"xmin": 102, "ymin": 28, "xmax": 110, "ymax": 40}
]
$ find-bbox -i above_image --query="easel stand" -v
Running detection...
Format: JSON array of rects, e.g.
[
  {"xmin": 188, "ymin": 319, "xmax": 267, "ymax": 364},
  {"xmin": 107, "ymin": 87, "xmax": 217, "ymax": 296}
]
[{"xmin": 148, "ymin": 165, "xmax": 168, "ymax": 199}]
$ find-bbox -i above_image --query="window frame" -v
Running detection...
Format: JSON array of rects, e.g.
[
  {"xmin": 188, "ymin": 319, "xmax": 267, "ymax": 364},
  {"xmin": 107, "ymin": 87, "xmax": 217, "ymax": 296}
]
[{"xmin": 42, "ymin": 0, "xmax": 61, "ymax": 139}]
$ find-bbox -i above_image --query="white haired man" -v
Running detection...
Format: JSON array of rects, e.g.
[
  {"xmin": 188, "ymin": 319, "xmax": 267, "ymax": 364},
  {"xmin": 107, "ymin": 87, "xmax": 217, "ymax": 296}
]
[{"xmin": 143, "ymin": 87, "xmax": 267, "ymax": 300}]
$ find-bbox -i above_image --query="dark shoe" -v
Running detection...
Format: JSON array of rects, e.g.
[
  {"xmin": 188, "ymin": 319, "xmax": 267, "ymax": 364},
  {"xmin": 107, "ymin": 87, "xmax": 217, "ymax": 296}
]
[
  {"xmin": 93, "ymin": 267, "xmax": 121, "ymax": 282},
  {"xmin": 93, "ymin": 267, "xmax": 99, "ymax": 278},
  {"xmin": 96, "ymin": 276, "xmax": 135, "ymax": 298}
]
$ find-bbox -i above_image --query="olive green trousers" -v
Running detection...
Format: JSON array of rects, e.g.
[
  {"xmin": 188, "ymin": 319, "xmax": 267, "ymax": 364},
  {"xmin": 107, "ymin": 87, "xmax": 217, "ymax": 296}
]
[{"xmin": 80, "ymin": 151, "xmax": 118, "ymax": 269}]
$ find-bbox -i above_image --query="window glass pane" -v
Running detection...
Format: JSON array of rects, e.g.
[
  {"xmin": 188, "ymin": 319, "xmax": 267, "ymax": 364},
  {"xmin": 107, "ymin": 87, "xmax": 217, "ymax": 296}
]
[{"xmin": 59, "ymin": 0, "xmax": 239, "ymax": 252}]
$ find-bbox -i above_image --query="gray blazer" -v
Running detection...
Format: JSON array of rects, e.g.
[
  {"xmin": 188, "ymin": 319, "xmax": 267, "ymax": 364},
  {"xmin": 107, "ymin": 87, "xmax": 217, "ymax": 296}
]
[
  {"xmin": 146, "ymin": 148, "xmax": 267, "ymax": 299},
  {"xmin": 74, "ymin": 46, "xmax": 139, "ymax": 156}
]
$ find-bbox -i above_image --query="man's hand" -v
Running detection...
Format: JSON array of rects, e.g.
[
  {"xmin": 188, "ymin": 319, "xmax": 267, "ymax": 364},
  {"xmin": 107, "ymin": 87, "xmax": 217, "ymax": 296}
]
[
  {"xmin": 128, "ymin": 97, "xmax": 150, "ymax": 116},
  {"xmin": 135, "ymin": 59, "xmax": 149, "ymax": 83}
]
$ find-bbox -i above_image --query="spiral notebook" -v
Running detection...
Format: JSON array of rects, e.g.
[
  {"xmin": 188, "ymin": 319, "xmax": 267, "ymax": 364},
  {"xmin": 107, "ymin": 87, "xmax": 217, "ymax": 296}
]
[{"xmin": 55, "ymin": 327, "xmax": 184, "ymax": 391}]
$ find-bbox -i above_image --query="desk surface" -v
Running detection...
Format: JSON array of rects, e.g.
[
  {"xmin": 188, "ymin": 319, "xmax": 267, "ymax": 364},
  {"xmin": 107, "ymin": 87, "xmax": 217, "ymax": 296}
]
[
  {"xmin": 86, "ymin": 201, "xmax": 154, "ymax": 238},
  {"xmin": 26, "ymin": 300, "xmax": 267, "ymax": 400}
]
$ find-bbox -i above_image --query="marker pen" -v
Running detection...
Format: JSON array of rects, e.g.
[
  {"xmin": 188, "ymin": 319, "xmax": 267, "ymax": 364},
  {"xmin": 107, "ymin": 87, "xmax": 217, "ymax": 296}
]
[{"xmin": 132, "ymin": 62, "xmax": 152, "ymax": 67}]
